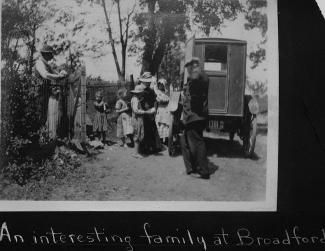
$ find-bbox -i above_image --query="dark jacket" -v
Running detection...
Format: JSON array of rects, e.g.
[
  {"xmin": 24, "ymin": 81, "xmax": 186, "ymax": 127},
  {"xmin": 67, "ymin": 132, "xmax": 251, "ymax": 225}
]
[{"xmin": 182, "ymin": 72, "xmax": 209, "ymax": 125}]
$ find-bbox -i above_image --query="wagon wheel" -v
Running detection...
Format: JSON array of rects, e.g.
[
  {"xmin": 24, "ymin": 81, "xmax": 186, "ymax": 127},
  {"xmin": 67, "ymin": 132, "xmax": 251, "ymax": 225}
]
[
  {"xmin": 243, "ymin": 114, "xmax": 257, "ymax": 158},
  {"xmin": 168, "ymin": 113, "xmax": 175, "ymax": 156}
]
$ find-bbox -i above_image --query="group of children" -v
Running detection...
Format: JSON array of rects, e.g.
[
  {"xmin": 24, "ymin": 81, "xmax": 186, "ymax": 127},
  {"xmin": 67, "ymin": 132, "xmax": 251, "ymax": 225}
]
[{"xmin": 92, "ymin": 75, "xmax": 171, "ymax": 159}]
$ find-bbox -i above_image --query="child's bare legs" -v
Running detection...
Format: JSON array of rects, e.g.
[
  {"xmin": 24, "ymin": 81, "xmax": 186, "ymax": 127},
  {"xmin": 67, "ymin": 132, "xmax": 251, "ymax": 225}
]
[
  {"xmin": 127, "ymin": 134, "xmax": 134, "ymax": 147},
  {"xmin": 120, "ymin": 137, "xmax": 127, "ymax": 147},
  {"xmin": 101, "ymin": 131, "xmax": 106, "ymax": 144},
  {"xmin": 132, "ymin": 140, "xmax": 143, "ymax": 158}
]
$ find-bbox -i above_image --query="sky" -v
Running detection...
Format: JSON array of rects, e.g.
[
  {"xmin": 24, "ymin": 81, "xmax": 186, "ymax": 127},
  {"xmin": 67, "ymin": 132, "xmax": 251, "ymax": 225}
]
[{"xmin": 37, "ymin": 0, "xmax": 269, "ymax": 83}]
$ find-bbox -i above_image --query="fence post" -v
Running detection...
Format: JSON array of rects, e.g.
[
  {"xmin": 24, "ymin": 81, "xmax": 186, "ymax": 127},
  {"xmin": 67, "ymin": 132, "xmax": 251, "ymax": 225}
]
[
  {"xmin": 130, "ymin": 74, "xmax": 135, "ymax": 90},
  {"xmin": 80, "ymin": 63, "xmax": 86, "ymax": 142}
]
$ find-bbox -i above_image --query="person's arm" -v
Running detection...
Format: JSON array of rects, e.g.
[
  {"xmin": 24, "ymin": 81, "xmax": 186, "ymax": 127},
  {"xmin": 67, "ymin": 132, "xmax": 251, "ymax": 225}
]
[
  {"xmin": 35, "ymin": 60, "xmax": 64, "ymax": 81},
  {"xmin": 116, "ymin": 101, "xmax": 128, "ymax": 114},
  {"xmin": 132, "ymin": 98, "xmax": 149, "ymax": 115}
]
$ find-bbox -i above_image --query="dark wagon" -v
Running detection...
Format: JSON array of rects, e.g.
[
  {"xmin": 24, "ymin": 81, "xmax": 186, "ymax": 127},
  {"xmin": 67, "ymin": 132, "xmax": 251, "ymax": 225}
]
[{"xmin": 168, "ymin": 37, "xmax": 259, "ymax": 157}]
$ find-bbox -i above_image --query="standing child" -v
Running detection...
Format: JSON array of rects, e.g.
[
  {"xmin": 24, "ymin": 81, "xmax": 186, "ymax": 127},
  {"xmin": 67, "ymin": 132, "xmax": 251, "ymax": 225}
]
[
  {"xmin": 130, "ymin": 84, "xmax": 155, "ymax": 158},
  {"xmin": 93, "ymin": 91, "xmax": 108, "ymax": 143},
  {"xmin": 155, "ymin": 78, "xmax": 171, "ymax": 145},
  {"xmin": 116, "ymin": 88, "xmax": 134, "ymax": 147}
]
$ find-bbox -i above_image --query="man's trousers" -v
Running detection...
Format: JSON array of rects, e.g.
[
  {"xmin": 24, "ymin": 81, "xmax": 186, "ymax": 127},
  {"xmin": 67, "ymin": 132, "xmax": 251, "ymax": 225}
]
[{"xmin": 180, "ymin": 120, "xmax": 210, "ymax": 176}]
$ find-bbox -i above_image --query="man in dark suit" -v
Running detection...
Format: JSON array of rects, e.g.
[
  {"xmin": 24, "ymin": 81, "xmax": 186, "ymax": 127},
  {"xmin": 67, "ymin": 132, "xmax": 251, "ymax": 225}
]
[{"xmin": 180, "ymin": 57, "xmax": 210, "ymax": 179}]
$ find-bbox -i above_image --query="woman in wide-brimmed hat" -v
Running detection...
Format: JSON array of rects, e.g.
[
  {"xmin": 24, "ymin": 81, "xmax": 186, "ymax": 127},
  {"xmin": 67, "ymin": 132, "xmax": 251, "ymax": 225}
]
[
  {"xmin": 130, "ymin": 84, "xmax": 155, "ymax": 158},
  {"xmin": 138, "ymin": 72, "xmax": 162, "ymax": 154},
  {"xmin": 35, "ymin": 44, "xmax": 67, "ymax": 139}
]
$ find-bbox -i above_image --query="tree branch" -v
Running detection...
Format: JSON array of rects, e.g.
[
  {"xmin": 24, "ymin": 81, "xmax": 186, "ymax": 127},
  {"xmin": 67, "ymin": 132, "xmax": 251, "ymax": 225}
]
[
  {"xmin": 123, "ymin": 2, "xmax": 136, "ymax": 43},
  {"xmin": 116, "ymin": 0, "xmax": 124, "ymax": 47},
  {"xmin": 101, "ymin": 0, "xmax": 121, "ymax": 77}
]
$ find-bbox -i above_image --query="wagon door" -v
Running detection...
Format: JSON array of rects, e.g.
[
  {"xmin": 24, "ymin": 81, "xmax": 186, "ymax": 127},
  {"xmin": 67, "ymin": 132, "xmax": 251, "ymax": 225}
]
[
  {"xmin": 228, "ymin": 44, "xmax": 246, "ymax": 116},
  {"xmin": 203, "ymin": 43, "xmax": 228, "ymax": 114}
]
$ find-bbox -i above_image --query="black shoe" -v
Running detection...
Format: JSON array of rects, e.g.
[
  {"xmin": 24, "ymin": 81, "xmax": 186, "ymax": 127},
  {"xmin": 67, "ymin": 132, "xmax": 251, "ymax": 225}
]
[
  {"xmin": 186, "ymin": 170, "xmax": 196, "ymax": 175},
  {"xmin": 199, "ymin": 174, "xmax": 210, "ymax": 180}
]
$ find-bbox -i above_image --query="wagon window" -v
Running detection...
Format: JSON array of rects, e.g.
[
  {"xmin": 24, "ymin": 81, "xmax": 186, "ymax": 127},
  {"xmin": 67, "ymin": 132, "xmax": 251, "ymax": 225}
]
[{"xmin": 204, "ymin": 45, "xmax": 227, "ymax": 73}]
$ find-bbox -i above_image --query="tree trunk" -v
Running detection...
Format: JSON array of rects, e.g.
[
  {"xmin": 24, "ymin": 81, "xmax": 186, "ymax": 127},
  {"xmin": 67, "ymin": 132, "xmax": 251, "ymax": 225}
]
[
  {"xmin": 102, "ymin": 0, "xmax": 122, "ymax": 79},
  {"xmin": 141, "ymin": 0, "xmax": 157, "ymax": 74}
]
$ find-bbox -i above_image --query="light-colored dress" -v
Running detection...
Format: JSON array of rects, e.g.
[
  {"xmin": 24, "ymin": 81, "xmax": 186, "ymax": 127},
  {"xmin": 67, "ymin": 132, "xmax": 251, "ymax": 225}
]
[
  {"xmin": 116, "ymin": 99, "xmax": 133, "ymax": 138},
  {"xmin": 155, "ymin": 90, "xmax": 171, "ymax": 139},
  {"xmin": 131, "ymin": 96, "xmax": 145, "ymax": 143},
  {"xmin": 35, "ymin": 57, "xmax": 61, "ymax": 139}
]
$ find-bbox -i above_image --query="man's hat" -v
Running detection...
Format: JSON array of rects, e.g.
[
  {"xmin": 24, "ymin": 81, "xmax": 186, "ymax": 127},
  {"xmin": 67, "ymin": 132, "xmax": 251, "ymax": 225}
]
[
  {"xmin": 131, "ymin": 84, "xmax": 145, "ymax": 93},
  {"xmin": 40, "ymin": 44, "xmax": 54, "ymax": 54},
  {"xmin": 185, "ymin": 57, "xmax": 200, "ymax": 67},
  {"xmin": 139, "ymin": 71, "xmax": 153, "ymax": 83}
]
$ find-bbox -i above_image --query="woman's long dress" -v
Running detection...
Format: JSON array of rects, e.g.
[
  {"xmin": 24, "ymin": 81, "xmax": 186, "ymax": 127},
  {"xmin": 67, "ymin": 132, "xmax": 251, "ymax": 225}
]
[
  {"xmin": 141, "ymin": 87, "xmax": 162, "ymax": 153},
  {"xmin": 155, "ymin": 90, "xmax": 171, "ymax": 139}
]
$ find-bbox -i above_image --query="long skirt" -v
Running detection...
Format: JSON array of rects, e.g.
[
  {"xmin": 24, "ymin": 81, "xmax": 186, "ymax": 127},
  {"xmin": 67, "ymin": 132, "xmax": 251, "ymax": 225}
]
[
  {"xmin": 156, "ymin": 105, "xmax": 171, "ymax": 139},
  {"xmin": 93, "ymin": 112, "xmax": 108, "ymax": 132},
  {"xmin": 46, "ymin": 96, "xmax": 61, "ymax": 139},
  {"xmin": 132, "ymin": 116, "xmax": 144, "ymax": 143},
  {"xmin": 141, "ymin": 114, "xmax": 162, "ymax": 153},
  {"xmin": 117, "ymin": 112, "xmax": 134, "ymax": 138},
  {"xmin": 74, "ymin": 105, "xmax": 82, "ymax": 139}
]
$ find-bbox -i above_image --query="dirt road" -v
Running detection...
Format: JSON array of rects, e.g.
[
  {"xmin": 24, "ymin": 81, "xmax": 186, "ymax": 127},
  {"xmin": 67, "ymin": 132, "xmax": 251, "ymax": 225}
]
[{"xmin": 48, "ymin": 134, "xmax": 266, "ymax": 201}]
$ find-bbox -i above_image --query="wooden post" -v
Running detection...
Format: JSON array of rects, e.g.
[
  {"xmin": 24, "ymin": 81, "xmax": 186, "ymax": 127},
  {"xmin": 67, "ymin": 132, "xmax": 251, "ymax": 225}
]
[
  {"xmin": 130, "ymin": 74, "xmax": 135, "ymax": 90},
  {"xmin": 80, "ymin": 63, "xmax": 86, "ymax": 142}
]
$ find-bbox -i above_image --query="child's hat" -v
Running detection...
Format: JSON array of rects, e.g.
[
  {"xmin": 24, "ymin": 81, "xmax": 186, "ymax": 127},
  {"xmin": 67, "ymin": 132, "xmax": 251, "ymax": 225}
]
[
  {"xmin": 139, "ymin": 72, "xmax": 153, "ymax": 83},
  {"xmin": 185, "ymin": 57, "xmax": 200, "ymax": 67},
  {"xmin": 41, "ymin": 44, "xmax": 54, "ymax": 54},
  {"xmin": 131, "ymin": 84, "xmax": 145, "ymax": 93}
]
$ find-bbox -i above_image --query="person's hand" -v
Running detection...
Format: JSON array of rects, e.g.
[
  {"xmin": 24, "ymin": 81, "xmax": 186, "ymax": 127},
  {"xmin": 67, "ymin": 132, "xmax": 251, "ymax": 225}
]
[
  {"xmin": 148, "ymin": 107, "xmax": 156, "ymax": 114},
  {"xmin": 59, "ymin": 70, "xmax": 67, "ymax": 78}
]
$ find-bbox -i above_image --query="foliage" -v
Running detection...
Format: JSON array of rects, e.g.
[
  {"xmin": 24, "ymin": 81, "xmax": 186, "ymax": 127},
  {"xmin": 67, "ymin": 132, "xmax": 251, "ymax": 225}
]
[
  {"xmin": 1, "ymin": 0, "xmax": 56, "ymax": 182},
  {"xmin": 133, "ymin": 0, "xmax": 242, "ymax": 74},
  {"xmin": 191, "ymin": 0, "xmax": 243, "ymax": 36},
  {"xmin": 244, "ymin": 0, "xmax": 267, "ymax": 69},
  {"xmin": 158, "ymin": 41, "xmax": 183, "ymax": 89},
  {"xmin": 4, "ymin": 146, "xmax": 82, "ymax": 185},
  {"xmin": 246, "ymin": 80, "xmax": 267, "ymax": 96}
]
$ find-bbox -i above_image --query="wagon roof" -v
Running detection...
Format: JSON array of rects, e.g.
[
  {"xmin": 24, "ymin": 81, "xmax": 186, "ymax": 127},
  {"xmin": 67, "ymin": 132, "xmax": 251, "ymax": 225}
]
[{"xmin": 195, "ymin": 37, "xmax": 247, "ymax": 44}]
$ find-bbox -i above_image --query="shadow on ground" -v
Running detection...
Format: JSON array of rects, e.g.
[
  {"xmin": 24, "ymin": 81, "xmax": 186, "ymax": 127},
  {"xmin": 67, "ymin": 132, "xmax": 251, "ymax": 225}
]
[{"xmin": 206, "ymin": 138, "xmax": 260, "ymax": 160}]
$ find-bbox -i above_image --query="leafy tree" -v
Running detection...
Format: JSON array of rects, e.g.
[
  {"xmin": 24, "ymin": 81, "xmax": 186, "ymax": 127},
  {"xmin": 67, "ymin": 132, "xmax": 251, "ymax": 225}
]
[
  {"xmin": 244, "ymin": 0, "xmax": 267, "ymax": 69},
  {"xmin": 133, "ymin": 0, "xmax": 243, "ymax": 75},
  {"xmin": 1, "ymin": 0, "xmax": 49, "ymax": 168}
]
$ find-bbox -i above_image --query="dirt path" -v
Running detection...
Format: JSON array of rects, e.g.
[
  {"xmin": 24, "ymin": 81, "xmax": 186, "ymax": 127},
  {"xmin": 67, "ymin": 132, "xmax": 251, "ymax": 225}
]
[{"xmin": 49, "ymin": 134, "xmax": 267, "ymax": 201}]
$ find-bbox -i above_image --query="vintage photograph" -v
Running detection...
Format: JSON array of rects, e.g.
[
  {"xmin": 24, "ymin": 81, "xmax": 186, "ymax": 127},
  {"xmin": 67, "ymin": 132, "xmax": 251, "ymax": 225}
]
[{"xmin": 0, "ymin": 0, "xmax": 278, "ymax": 210}]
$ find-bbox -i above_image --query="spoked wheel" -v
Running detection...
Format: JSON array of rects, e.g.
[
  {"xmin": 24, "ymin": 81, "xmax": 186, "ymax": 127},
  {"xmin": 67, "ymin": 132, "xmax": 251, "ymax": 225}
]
[{"xmin": 243, "ymin": 114, "xmax": 257, "ymax": 158}]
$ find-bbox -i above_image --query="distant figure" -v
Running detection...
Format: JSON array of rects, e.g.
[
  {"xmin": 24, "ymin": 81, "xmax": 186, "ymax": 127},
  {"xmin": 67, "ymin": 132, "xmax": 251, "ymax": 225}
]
[
  {"xmin": 155, "ymin": 78, "xmax": 171, "ymax": 145},
  {"xmin": 139, "ymin": 72, "xmax": 162, "ymax": 154},
  {"xmin": 115, "ymin": 88, "xmax": 134, "ymax": 148},
  {"xmin": 35, "ymin": 44, "xmax": 67, "ymax": 139},
  {"xmin": 180, "ymin": 57, "xmax": 210, "ymax": 179},
  {"xmin": 93, "ymin": 91, "xmax": 108, "ymax": 143},
  {"xmin": 130, "ymin": 84, "xmax": 154, "ymax": 159}
]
